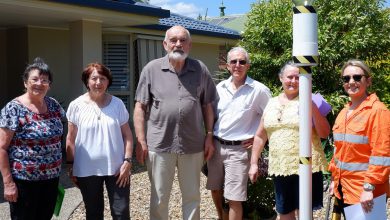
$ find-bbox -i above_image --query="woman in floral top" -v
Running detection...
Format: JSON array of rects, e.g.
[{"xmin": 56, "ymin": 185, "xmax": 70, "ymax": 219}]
[
  {"xmin": 248, "ymin": 62, "xmax": 330, "ymax": 220},
  {"xmin": 0, "ymin": 57, "xmax": 65, "ymax": 220}
]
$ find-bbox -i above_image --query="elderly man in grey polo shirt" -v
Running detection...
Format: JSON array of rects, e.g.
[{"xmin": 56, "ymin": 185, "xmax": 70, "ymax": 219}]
[
  {"xmin": 133, "ymin": 25, "xmax": 217, "ymax": 220},
  {"xmin": 206, "ymin": 47, "xmax": 271, "ymax": 220}
]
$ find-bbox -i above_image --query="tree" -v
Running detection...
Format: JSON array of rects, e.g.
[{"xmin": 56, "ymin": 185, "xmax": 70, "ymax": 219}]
[
  {"xmin": 240, "ymin": 2, "xmax": 389, "ymax": 216},
  {"xmin": 241, "ymin": 0, "xmax": 390, "ymax": 114}
]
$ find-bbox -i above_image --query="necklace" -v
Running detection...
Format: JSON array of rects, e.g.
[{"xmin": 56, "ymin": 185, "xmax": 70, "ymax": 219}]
[
  {"xmin": 87, "ymin": 93, "xmax": 109, "ymax": 120},
  {"xmin": 92, "ymin": 103, "xmax": 102, "ymax": 120},
  {"xmin": 277, "ymin": 104, "xmax": 286, "ymax": 122}
]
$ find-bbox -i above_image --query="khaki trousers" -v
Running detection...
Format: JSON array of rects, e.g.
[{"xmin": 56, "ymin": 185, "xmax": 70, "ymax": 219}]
[{"xmin": 147, "ymin": 151, "xmax": 204, "ymax": 220}]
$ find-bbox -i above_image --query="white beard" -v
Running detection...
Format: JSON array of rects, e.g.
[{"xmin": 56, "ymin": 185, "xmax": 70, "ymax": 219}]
[{"xmin": 168, "ymin": 50, "xmax": 188, "ymax": 61}]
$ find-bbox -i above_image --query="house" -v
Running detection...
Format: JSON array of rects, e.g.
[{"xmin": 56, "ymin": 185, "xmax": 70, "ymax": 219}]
[
  {"xmin": 0, "ymin": 0, "xmax": 240, "ymax": 118},
  {"xmin": 206, "ymin": 14, "xmax": 247, "ymax": 34},
  {"xmin": 204, "ymin": 1, "xmax": 248, "ymax": 35}
]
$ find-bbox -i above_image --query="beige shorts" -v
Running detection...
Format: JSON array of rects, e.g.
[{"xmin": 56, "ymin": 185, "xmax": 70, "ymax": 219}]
[{"xmin": 206, "ymin": 140, "xmax": 250, "ymax": 201}]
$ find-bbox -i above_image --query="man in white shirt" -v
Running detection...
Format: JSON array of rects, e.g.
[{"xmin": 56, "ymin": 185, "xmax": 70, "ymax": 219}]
[{"xmin": 206, "ymin": 47, "xmax": 271, "ymax": 220}]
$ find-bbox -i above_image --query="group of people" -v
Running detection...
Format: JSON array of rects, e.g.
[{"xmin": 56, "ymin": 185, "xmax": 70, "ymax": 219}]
[
  {"xmin": 0, "ymin": 25, "xmax": 388, "ymax": 220},
  {"xmin": 0, "ymin": 58, "xmax": 134, "ymax": 220}
]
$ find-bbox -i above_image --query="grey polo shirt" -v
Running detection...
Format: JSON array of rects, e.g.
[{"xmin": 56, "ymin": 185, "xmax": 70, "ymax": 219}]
[{"xmin": 135, "ymin": 55, "xmax": 217, "ymax": 154}]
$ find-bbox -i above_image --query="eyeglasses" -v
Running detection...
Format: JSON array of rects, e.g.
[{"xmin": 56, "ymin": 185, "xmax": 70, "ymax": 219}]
[
  {"xmin": 229, "ymin": 59, "xmax": 247, "ymax": 65},
  {"xmin": 29, "ymin": 78, "xmax": 51, "ymax": 85},
  {"xmin": 342, "ymin": 75, "xmax": 365, "ymax": 83}
]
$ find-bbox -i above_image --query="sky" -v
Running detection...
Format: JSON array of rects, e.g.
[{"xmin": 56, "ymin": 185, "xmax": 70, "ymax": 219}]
[
  {"xmin": 149, "ymin": 0, "xmax": 257, "ymax": 18},
  {"xmin": 149, "ymin": 0, "xmax": 390, "ymax": 19}
]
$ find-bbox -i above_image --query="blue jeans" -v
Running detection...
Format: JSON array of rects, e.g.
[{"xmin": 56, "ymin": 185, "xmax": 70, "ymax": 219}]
[{"xmin": 77, "ymin": 175, "xmax": 130, "ymax": 220}]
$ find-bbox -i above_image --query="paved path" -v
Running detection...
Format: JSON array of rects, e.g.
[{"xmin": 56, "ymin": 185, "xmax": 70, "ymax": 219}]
[{"xmin": 0, "ymin": 166, "xmax": 82, "ymax": 220}]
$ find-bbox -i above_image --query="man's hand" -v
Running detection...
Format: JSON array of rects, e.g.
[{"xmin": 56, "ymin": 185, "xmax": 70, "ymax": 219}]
[
  {"xmin": 248, "ymin": 164, "xmax": 259, "ymax": 183},
  {"xmin": 204, "ymin": 135, "xmax": 215, "ymax": 160},
  {"xmin": 360, "ymin": 190, "xmax": 374, "ymax": 213},
  {"xmin": 136, "ymin": 141, "xmax": 148, "ymax": 165},
  {"xmin": 133, "ymin": 102, "xmax": 148, "ymax": 165}
]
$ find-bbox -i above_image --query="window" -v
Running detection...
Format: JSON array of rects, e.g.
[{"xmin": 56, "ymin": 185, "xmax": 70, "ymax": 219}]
[
  {"xmin": 134, "ymin": 35, "xmax": 166, "ymax": 87},
  {"xmin": 103, "ymin": 36, "xmax": 131, "ymax": 111},
  {"xmin": 103, "ymin": 34, "xmax": 166, "ymax": 113}
]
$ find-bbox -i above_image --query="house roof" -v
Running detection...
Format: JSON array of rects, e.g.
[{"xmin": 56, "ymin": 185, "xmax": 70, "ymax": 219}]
[
  {"xmin": 48, "ymin": 0, "xmax": 170, "ymax": 18},
  {"xmin": 206, "ymin": 14, "xmax": 247, "ymax": 34},
  {"xmin": 47, "ymin": 0, "xmax": 240, "ymax": 39},
  {"xmin": 0, "ymin": 0, "xmax": 165, "ymax": 28},
  {"xmin": 135, "ymin": 13, "xmax": 241, "ymax": 39}
]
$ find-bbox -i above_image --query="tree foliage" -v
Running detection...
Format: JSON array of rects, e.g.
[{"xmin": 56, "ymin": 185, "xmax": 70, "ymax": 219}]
[
  {"xmin": 241, "ymin": 0, "xmax": 390, "ymax": 115},
  {"xmin": 240, "ymin": 1, "xmax": 389, "ymax": 213}
]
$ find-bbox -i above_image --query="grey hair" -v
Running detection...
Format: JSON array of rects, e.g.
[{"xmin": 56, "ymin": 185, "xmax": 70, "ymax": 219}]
[
  {"xmin": 278, "ymin": 61, "xmax": 299, "ymax": 77},
  {"xmin": 164, "ymin": 25, "xmax": 191, "ymax": 42},
  {"xmin": 227, "ymin": 47, "xmax": 250, "ymax": 64},
  {"xmin": 340, "ymin": 59, "xmax": 372, "ymax": 77}
]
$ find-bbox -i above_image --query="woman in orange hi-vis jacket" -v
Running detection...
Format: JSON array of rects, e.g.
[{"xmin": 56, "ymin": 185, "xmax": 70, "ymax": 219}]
[{"xmin": 328, "ymin": 59, "xmax": 390, "ymax": 218}]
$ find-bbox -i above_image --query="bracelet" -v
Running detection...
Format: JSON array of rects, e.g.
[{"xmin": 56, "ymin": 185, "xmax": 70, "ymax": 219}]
[
  {"xmin": 124, "ymin": 157, "xmax": 133, "ymax": 163},
  {"xmin": 66, "ymin": 161, "xmax": 74, "ymax": 165},
  {"xmin": 206, "ymin": 131, "xmax": 213, "ymax": 135}
]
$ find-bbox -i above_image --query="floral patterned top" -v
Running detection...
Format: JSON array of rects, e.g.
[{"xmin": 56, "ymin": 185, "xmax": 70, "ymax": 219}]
[
  {"xmin": 263, "ymin": 96, "xmax": 327, "ymax": 176},
  {"xmin": 0, "ymin": 96, "xmax": 65, "ymax": 181}
]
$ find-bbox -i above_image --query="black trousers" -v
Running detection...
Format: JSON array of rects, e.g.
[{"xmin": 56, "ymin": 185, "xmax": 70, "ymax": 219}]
[
  {"xmin": 77, "ymin": 175, "xmax": 130, "ymax": 220},
  {"xmin": 10, "ymin": 177, "xmax": 59, "ymax": 220}
]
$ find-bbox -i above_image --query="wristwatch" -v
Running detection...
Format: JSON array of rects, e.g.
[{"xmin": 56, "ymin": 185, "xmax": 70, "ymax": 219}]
[
  {"xmin": 124, "ymin": 157, "xmax": 133, "ymax": 164},
  {"xmin": 363, "ymin": 182, "xmax": 375, "ymax": 191}
]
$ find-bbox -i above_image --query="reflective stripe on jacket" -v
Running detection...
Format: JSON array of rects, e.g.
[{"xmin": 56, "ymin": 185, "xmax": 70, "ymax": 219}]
[{"xmin": 328, "ymin": 94, "xmax": 390, "ymax": 204}]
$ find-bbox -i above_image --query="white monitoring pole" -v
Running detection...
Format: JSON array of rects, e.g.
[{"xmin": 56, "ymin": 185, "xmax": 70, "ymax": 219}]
[{"xmin": 292, "ymin": 0, "xmax": 318, "ymax": 219}]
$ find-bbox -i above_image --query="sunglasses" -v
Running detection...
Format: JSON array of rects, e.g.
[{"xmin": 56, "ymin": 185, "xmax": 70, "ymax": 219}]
[
  {"xmin": 229, "ymin": 59, "xmax": 247, "ymax": 65},
  {"xmin": 342, "ymin": 75, "xmax": 365, "ymax": 83}
]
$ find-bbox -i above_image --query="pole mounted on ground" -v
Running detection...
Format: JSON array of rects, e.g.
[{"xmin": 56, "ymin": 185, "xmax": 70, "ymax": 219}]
[{"xmin": 292, "ymin": 0, "xmax": 318, "ymax": 219}]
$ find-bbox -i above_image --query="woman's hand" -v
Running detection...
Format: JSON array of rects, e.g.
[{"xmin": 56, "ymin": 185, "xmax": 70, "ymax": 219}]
[
  {"xmin": 116, "ymin": 161, "xmax": 132, "ymax": 188},
  {"xmin": 360, "ymin": 190, "xmax": 374, "ymax": 213},
  {"xmin": 242, "ymin": 138, "xmax": 254, "ymax": 149},
  {"xmin": 3, "ymin": 181, "xmax": 18, "ymax": 202},
  {"xmin": 0, "ymin": 128, "xmax": 18, "ymax": 202}
]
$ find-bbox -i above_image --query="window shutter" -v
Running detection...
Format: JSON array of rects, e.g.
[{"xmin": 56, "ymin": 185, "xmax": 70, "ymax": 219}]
[
  {"xmin": 136, "ymin": 38, "xmax": 165, "ymax": 71},
  {"xmin": 103, "ymin": 42, "xmax": 130, "ymax": 91},
  {"xmin": 116, "ymin": 95, "xmax": 129, "ymax": 108}
]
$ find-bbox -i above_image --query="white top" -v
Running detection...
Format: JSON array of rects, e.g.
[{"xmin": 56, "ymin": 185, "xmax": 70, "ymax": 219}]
[
  {"xmin": 213, "ymin": 76, "xmax": 271, "ymax": 140},
  {"xmin": 66, "ymin": 95, "xmax": 129, "ymax": 177}
]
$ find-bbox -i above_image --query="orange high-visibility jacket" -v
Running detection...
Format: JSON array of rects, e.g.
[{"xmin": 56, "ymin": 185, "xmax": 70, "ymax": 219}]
[{"xmin": 329, "ymin": 94, "xmax": 390, "ymax": 204}]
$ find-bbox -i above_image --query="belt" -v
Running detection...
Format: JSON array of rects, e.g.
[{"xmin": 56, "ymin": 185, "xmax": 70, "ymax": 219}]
[{"xmin": 214, "ymin": 136, "xmax": 242, "ymax": 146}]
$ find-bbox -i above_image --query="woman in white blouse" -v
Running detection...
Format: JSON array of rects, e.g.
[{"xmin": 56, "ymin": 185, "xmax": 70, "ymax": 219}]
[{"xmin": 66, "ymin": 63, "xmax": 133, "ymax": 220}]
